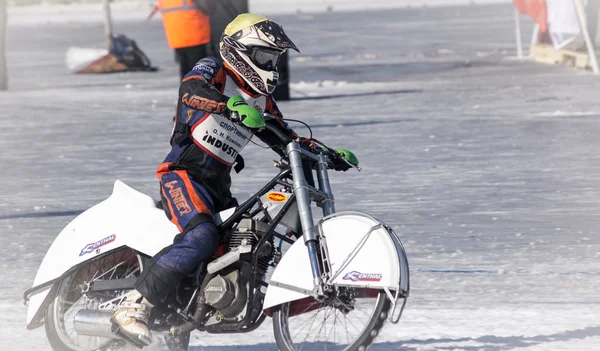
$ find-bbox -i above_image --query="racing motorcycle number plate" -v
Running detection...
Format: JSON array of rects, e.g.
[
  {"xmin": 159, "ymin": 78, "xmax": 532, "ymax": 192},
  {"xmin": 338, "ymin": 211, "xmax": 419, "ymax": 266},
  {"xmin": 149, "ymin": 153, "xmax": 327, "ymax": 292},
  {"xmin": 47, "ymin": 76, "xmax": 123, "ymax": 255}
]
[{"xmin": 191, "ymin": 114, "xmax": 252, "ymax": 165}]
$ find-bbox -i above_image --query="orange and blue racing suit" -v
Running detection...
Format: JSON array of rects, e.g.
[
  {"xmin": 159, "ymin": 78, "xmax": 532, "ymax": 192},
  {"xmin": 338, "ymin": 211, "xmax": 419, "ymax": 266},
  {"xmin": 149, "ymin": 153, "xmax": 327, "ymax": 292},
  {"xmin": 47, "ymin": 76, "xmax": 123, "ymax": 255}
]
[{"xmin": 134, "ymin": 56, "xmax": 299, "ymax": 305}]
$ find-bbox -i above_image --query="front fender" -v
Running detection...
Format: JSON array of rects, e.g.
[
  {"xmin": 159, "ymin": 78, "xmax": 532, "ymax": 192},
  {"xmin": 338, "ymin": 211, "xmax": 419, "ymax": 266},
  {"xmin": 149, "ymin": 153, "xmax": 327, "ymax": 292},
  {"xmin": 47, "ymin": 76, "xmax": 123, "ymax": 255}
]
[
  {"xmin": 263, "ymin": 211, "xmax": 410, "ymax": 312},
  {"xmin": 25, "ymin": 180, "xmax": 179, "ymax": 329}
]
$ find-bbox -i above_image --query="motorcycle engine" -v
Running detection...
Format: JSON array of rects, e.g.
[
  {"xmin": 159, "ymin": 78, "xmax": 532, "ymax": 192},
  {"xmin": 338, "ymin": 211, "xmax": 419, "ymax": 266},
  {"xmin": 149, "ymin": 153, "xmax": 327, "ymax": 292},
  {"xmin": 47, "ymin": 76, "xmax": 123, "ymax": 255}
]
[
  {"xmin": 203, "ymin": 219, "xmax": 274, "ymax": 318},
  {"xmin": 203, "ymin": 268, "xmax": 247, "ymax": 318}
]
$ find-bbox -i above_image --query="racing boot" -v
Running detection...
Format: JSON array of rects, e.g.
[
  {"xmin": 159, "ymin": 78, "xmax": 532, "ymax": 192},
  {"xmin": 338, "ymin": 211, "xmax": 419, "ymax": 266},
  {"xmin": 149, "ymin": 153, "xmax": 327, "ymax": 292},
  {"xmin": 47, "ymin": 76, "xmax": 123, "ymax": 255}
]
[{"xmin": 112, "ymin": 290, "xmax": 153, "ymax": 347}]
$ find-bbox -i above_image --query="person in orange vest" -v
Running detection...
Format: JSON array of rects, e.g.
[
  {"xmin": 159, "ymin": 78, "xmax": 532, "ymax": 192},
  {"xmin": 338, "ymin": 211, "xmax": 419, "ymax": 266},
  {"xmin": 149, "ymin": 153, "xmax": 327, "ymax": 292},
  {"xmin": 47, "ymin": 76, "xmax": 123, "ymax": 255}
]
[{"xmin": 157, "ymin": 0, "xmax": 215, "ymax": 79}]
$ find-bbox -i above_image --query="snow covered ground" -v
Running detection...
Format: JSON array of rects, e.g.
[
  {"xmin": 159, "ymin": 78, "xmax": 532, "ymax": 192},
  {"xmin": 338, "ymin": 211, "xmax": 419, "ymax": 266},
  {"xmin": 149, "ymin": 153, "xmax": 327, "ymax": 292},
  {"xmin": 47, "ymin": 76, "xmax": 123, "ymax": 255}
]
[
  {"xmin": 7, "ymin": 0, "xmax": 511, "ymax": 26},
  {"xmin": 2, "ymin": 2, "xmax": 600, "ymax": 351}
]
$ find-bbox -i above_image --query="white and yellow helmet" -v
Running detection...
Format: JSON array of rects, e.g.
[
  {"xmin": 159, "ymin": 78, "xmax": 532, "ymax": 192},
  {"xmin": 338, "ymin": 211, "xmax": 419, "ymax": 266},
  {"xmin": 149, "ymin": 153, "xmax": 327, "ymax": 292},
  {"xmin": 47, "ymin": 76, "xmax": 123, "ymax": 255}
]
[{"xmin": 220, "ymin": 13, "xmax": 299, "ymax": 96}]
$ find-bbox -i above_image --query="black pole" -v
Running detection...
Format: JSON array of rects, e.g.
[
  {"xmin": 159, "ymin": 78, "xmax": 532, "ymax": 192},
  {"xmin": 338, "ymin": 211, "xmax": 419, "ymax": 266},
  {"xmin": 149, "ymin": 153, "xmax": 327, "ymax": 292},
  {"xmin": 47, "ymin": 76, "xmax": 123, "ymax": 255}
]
[
  {"xmin": 272, "ymin": 50, "xmax": 290, "ymax": 101},
  {"xmin": 208, "ymin": 0, "xmax": 249, "ymax": 57}
]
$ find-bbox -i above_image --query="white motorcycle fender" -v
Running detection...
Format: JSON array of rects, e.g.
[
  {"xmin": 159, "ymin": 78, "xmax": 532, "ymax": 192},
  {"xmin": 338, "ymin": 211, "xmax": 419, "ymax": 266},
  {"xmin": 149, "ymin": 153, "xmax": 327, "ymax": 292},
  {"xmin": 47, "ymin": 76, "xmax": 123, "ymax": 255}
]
[
  {"xmin": 25, "ymin": 180, "xmax": 180, "ymax": 329},
  {"xmin": 263, "ymin": 212, "xmax": 409, "ymax": 312}
]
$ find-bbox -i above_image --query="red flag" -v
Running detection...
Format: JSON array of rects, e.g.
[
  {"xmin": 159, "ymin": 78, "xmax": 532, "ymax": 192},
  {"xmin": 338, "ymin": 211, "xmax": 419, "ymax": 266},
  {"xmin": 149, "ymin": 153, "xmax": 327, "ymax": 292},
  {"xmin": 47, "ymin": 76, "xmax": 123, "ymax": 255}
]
[{"xmin": 513, "ymin": 0, "xmax": 548, "ymax": 33}]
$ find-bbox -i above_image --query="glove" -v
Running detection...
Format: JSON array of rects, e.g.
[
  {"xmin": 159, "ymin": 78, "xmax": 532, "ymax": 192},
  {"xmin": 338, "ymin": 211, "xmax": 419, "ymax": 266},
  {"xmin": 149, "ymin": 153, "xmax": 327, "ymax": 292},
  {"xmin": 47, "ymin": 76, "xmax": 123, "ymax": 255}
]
[
  {"xmin": 227, "ymin": 96, "xmax": 265, "ymax": 129},
  {"xmin": 299, "ymin": 137, "xmax": 318, "ymax": 152},
  {"xmin": 333, "ymin": 148, "xmax": 359, "ymax": 171}
]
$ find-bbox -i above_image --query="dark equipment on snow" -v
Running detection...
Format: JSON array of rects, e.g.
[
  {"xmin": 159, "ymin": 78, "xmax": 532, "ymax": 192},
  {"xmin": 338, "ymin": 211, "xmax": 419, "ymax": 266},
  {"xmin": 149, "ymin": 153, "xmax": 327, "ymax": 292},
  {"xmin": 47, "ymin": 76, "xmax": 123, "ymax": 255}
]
[
  {"xmin": 75, "ymin": 34, "xmax": 158, "ymax": 74},
  {"xmin": 109, "ymin": 34, "xmax": 158, "ymax": 72}
]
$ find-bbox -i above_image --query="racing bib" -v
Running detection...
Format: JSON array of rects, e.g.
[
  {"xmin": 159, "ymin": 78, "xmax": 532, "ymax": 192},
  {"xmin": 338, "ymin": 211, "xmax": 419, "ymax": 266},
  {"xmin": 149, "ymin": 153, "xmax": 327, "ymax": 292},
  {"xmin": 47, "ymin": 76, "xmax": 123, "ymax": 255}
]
[{"xmin": 191, "ymin": 114, "xmax": 252, "ymax": 165}]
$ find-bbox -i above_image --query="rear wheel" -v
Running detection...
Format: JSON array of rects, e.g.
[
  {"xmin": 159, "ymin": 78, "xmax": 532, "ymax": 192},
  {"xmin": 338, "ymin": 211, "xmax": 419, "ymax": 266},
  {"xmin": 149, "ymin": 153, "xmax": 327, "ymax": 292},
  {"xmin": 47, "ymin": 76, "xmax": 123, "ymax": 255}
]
[
  {"xmin": 44, "ymin": 248, "xmax": 143, "ymax": 351},
  {"xmin": 272, "ymin": 288, "xmax": 391, "ymax": 351}
]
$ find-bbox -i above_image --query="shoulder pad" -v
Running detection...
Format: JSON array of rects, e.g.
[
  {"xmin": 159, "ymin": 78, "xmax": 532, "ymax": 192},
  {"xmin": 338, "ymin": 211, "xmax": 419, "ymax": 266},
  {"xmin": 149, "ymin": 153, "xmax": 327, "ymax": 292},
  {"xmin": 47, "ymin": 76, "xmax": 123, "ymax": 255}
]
[
  {"xmin": 190, "ymin": 57, "xmax": 224, "ymax": 82},
  {"xmin": 193, "ymin": 57, "xmax": 222, "ymax": 72}
]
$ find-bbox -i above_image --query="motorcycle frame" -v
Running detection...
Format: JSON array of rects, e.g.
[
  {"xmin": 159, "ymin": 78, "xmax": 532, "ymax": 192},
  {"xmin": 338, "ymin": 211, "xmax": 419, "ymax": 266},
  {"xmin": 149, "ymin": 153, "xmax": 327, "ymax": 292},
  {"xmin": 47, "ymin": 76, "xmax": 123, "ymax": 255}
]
[
  {"xmin": 22, "ymin": 140, "xmax": 344, "ymax": 334},
  {"xmin": 193, "ymin": 142, "xmax": 339, "ymax": 333}
]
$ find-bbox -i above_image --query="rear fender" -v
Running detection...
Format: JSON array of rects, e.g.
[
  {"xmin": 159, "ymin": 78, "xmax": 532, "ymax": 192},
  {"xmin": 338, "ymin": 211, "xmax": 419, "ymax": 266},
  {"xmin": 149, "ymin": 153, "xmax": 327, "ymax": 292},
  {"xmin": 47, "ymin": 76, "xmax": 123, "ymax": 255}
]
[
  {"xmin": 263, "ymin": 211, "xmax": 409, "ymax": 313},
  {"xmin": 25, "ymin": 180, "xmax": 180, "ymax": 329}
]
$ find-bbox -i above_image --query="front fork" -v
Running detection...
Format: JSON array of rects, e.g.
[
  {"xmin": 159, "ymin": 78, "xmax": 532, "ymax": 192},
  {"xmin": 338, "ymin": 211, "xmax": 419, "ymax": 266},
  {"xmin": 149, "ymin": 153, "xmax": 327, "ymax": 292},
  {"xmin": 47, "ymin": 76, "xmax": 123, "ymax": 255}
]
[{"xmin": 286, "ymin": 144, "xmax": 336, "ymax": 301}]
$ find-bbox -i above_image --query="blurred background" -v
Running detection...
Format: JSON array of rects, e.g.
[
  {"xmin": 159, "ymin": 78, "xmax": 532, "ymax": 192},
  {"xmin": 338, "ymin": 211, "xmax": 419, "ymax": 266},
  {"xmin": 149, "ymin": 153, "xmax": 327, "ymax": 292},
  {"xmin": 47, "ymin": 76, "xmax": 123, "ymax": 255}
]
[{"xmin": 2, "ymin": 1, "xmax": 600, "ymax": 351}]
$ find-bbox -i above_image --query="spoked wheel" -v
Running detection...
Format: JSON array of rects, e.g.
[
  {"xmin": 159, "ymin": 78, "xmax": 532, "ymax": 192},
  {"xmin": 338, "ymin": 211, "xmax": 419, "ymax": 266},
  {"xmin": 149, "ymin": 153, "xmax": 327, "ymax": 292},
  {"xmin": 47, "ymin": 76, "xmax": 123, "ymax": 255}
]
[
  {"xmin": 272, "ymin": 288, "xmax": 391, "ymax": 351},
  {"xmin": 44, "ymin": 248, "xmax": 143, "ymax": 351}
]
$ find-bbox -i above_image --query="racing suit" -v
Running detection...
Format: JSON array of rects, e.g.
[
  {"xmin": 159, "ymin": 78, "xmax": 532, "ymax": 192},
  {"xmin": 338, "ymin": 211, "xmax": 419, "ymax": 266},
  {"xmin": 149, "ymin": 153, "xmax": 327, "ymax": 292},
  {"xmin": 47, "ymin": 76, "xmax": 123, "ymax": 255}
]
[{"xmin": 134, "ymin": 56, "xmax": 299, "ymax": 305}]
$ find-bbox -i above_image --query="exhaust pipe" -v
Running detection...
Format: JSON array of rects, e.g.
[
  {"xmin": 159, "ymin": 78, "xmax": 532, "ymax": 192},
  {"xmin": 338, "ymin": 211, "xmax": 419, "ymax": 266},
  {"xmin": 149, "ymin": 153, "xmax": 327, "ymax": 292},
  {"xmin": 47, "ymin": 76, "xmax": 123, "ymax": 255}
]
[{"xmin": 73, "ymin": 309, "xmax": 121, "ymax": 339}]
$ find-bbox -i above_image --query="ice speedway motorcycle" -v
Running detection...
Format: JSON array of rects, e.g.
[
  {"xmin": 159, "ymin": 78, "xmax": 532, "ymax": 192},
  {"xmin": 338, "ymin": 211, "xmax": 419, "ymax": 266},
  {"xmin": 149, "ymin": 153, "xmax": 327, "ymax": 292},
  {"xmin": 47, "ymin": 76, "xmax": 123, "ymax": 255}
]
[{"xmin": 23, "ymin": 122, "xmax": 410, "ymax": 351}]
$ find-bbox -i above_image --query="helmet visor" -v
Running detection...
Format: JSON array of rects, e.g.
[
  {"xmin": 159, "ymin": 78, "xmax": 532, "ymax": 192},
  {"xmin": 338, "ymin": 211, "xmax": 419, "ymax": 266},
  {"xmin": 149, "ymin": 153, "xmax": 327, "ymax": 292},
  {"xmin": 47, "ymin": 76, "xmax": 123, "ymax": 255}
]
[{"xmin": 248, "ymin": 47, "xmax": 284, "ymax": 71}]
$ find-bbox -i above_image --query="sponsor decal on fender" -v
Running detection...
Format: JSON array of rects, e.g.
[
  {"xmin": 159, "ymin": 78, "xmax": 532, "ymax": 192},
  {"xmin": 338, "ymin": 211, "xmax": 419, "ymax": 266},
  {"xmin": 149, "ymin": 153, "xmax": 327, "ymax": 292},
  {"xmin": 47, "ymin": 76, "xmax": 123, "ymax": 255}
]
[
  {"xmin": 267, "ymin": 192, "xmax": 287, "ymax": 202},
  {"xmin": 342, "ymin": 271, "xmax": 382, "ymax": 282},
  {"xmin": 79, "ymin": 234, "xmax": 116, "ymax": 256}
]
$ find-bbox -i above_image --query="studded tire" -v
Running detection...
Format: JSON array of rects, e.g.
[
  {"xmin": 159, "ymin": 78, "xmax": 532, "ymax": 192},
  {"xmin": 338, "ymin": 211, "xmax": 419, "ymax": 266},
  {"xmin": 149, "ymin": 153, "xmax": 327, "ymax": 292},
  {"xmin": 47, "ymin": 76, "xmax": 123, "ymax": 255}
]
[
  {"xmin": 272, "ymin": 290, "xmax": 391, "ymax": 351},
  {"xmin": 44, "ymin": 248, "xmax": 142, "ymax": 351}
]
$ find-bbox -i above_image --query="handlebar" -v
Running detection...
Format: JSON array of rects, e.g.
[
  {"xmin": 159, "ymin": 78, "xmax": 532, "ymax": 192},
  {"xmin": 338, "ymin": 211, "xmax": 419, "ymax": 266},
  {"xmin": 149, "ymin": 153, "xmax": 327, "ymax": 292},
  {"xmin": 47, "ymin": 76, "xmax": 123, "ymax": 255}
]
[
  {"xmin": 262, "ymin": 123, "xmax": 336, "ymax": 166},
  {"xmin": 261, "ymin": 114, "xmax": 359, "ymax": 171},
  {"xmin": 262, "ymin": 120, "xmax": 295, "ymax": 146}
]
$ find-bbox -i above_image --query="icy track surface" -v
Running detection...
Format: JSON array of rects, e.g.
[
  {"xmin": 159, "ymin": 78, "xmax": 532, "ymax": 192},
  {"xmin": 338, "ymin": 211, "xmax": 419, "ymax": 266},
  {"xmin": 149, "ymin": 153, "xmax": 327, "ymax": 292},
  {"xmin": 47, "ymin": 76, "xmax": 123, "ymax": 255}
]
[
  {"xmin": 2, "ymin": 2, "xmax": 600, "ymax": 351},
  {"xmin": 8, "ymin": 0, "xmax": 510, "ymax": 25}
]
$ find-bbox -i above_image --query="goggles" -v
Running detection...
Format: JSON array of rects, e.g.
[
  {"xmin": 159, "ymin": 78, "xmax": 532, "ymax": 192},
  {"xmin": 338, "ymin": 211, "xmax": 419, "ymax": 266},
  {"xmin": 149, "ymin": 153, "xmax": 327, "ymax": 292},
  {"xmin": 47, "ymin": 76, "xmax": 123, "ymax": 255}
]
[{"xmin": 246, "ymin": 46, "xmax": 284, "ymax": 71}]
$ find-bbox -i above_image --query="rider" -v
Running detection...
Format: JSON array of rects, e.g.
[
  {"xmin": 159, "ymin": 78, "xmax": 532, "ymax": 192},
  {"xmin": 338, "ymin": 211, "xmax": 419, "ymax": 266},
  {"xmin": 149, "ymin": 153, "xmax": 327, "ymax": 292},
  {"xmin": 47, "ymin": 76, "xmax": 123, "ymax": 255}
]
[{"xmin": 112, "ymin": 13, "xmax": 358, "ymax": 345}]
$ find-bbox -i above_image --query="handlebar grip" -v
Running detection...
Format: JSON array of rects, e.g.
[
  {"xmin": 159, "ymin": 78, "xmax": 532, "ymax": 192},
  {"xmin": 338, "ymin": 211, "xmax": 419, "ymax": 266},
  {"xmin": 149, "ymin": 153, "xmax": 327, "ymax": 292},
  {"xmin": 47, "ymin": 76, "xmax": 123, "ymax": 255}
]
[{"xmin": 263, "ymin": 123, "xmax": 295, "ymax": 145}]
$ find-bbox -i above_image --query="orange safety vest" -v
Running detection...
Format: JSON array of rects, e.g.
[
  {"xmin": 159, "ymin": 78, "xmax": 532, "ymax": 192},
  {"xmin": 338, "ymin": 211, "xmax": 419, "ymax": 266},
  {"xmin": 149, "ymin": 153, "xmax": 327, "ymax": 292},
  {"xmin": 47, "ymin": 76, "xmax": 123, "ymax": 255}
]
[{"xmin": 157, "ymin": 0, "xmax": 210, "ymax": 49}]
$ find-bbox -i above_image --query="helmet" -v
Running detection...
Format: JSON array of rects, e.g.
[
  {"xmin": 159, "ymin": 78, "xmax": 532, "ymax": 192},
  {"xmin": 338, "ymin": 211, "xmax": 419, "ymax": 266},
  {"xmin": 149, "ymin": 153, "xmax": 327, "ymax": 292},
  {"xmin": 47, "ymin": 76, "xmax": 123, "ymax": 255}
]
[{"xmin": 220, "ymin": 13, "xmax": 299, "ymax": 96}]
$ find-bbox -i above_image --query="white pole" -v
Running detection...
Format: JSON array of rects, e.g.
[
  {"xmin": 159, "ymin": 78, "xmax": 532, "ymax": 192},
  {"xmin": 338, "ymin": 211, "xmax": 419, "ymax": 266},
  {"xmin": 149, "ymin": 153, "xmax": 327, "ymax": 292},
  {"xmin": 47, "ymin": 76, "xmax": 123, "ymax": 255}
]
[
  {"xmin": 103, "ymin": 0, "xmax": 113, "ymax": 49},
  {"xmin": 514, "ymin": 8, "xmax": 524, "ymax": 58},
  {"xmin": 0, "ymin": 0, "xmax": 7, "ymax": 90},
  {"xmin": 574, "ymin": 0, "xmax": 599, "ymax": 74},
  {"xmin": 530, "ymin": 24, "xmax": 540, "ymax": 49}
]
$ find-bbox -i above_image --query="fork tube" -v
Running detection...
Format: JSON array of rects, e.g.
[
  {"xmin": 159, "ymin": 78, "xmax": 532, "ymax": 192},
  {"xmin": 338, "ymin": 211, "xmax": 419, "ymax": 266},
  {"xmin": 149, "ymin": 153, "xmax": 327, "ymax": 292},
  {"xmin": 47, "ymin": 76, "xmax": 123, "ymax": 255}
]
[
  {"xmin": 287, "ymin": 143, "xmax": 316, "ymax": 242},
  {"xmin": 316, "ymin": 154, "xmax": 335, "ymax": 216},
  {"xmin": 286, "ymin": 143, "xmax": 322, "ymax": 283}
]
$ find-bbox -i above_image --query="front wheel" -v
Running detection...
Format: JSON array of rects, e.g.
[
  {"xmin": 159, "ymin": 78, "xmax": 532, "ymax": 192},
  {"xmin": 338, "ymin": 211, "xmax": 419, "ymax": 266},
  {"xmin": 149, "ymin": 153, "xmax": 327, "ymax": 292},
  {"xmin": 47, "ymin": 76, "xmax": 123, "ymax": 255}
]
[{"xmin": 272, "ymin": 288, "xmax": 391, "ymax": 351}]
